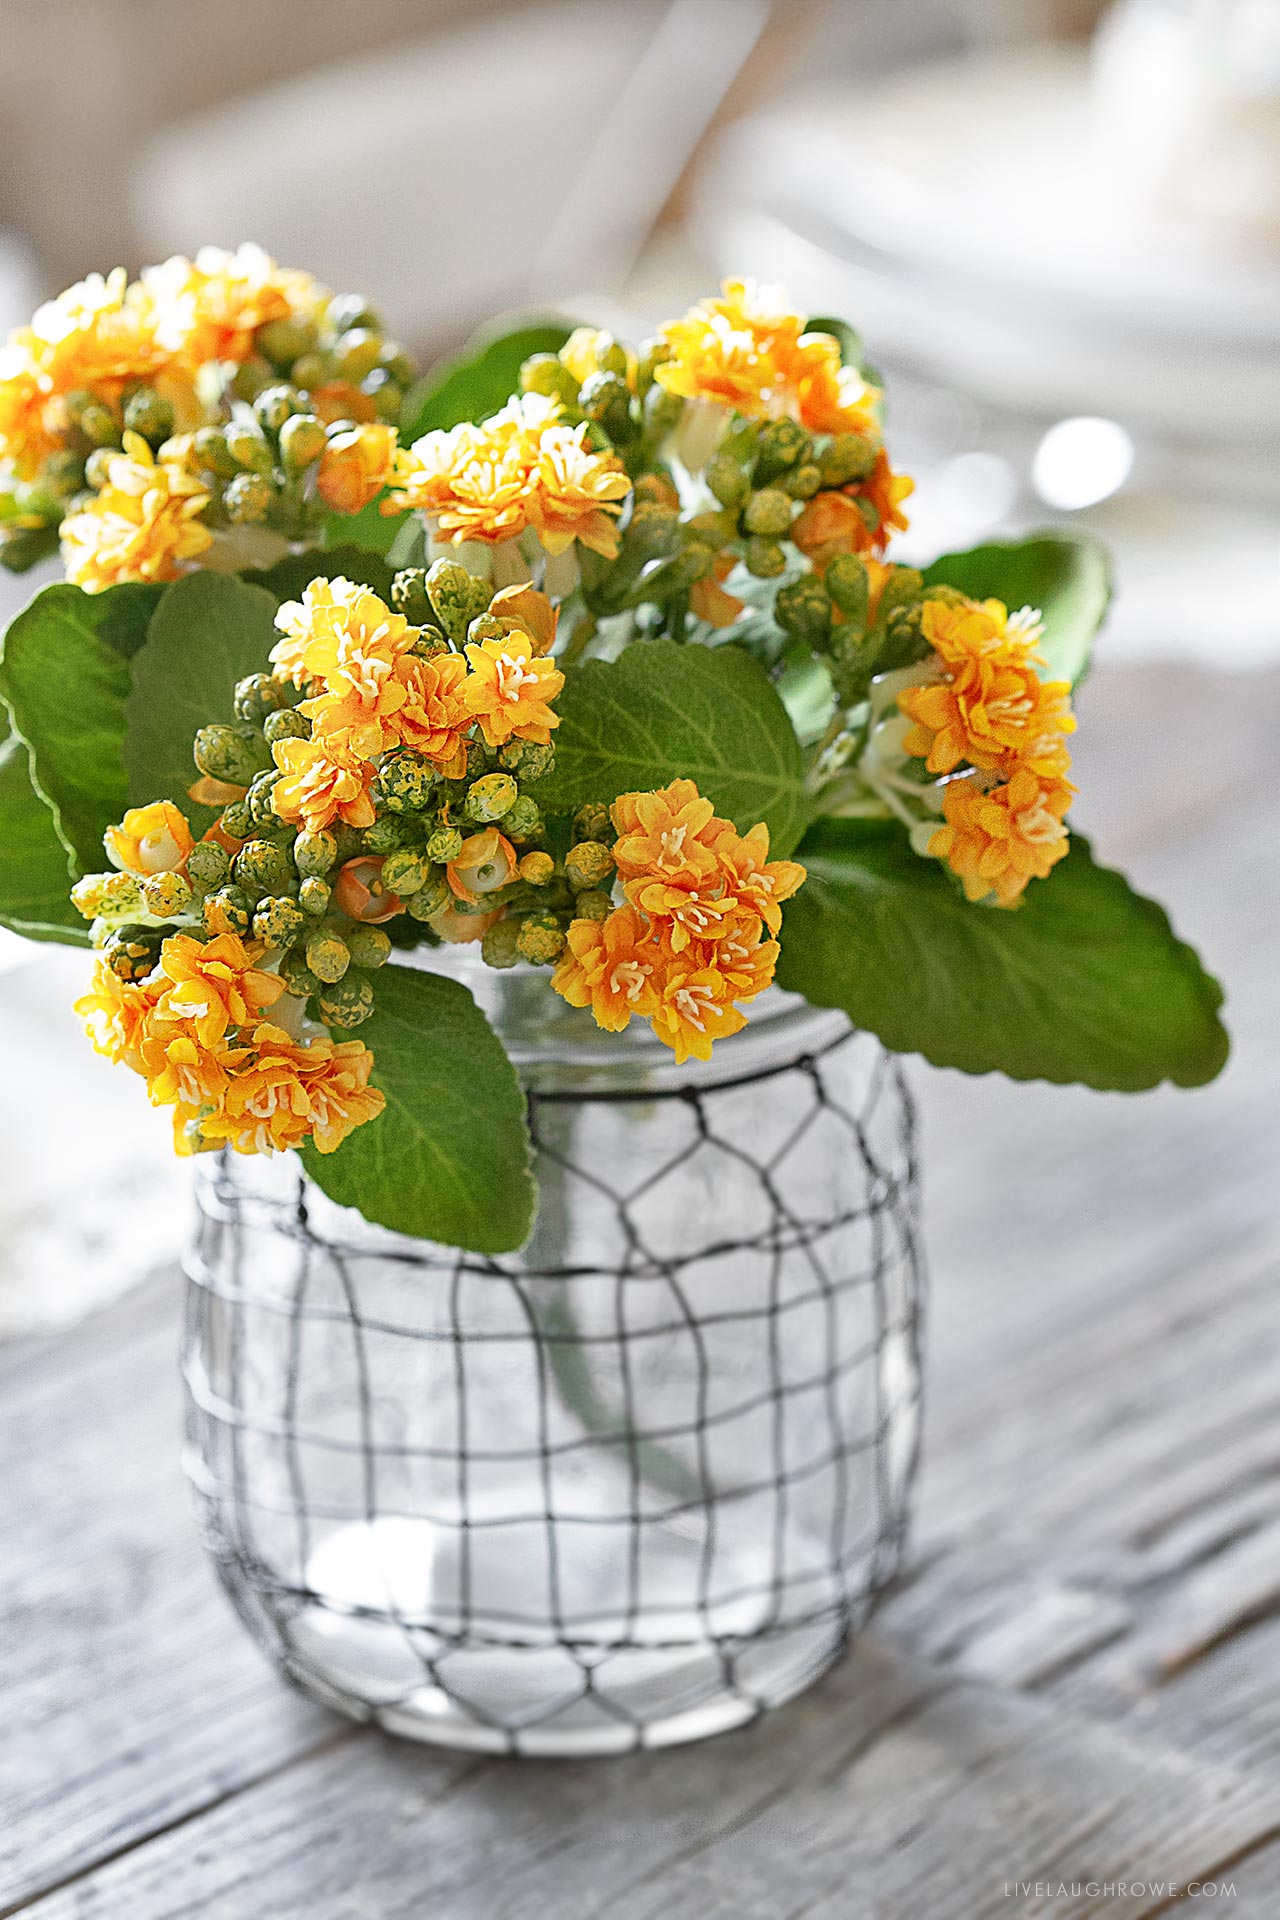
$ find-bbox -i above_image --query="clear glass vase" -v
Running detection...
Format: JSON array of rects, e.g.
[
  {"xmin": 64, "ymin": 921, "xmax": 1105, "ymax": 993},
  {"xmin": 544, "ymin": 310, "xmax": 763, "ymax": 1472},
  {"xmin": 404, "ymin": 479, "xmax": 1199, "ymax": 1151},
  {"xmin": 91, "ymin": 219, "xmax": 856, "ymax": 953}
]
[{"xmin": 182, "ymin": 955, "xmax": 924, "ymax": 1756}]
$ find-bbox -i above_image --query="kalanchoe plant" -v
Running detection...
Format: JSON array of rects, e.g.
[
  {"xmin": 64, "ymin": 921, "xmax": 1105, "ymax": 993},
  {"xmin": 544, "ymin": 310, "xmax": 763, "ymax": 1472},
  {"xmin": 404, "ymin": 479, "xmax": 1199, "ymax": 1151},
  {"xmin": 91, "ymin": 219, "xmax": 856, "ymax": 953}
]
[{"xmin": 0, "ymin": 267, "xmax": 1229, "ymax": 1256}]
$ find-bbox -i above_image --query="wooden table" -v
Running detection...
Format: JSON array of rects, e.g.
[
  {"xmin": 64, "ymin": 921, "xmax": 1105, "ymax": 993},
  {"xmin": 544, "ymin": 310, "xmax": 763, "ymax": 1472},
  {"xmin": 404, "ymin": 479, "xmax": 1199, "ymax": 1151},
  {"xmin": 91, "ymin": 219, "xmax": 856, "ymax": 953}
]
[{"xmin": 4, "ymin": 665, "xmax": 1277, "ymax": 1919}]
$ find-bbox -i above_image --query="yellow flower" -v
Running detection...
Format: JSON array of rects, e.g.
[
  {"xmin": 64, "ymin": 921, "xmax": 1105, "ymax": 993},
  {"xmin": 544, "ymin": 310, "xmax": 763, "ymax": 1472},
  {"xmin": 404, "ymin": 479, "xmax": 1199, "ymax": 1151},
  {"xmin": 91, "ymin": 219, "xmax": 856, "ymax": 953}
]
[
  {"xmin": 386, "ymin": 394, "xmax": 629, "ymax": 558},
  {"xmin": 16, "ymin": 268, "xmax": 166, "ymax": 399},
  {"xmin": 922, "ymin": 596, "xmax": 1046, "ymax": 671},
  {"xmin": 655, "ymin": 279, "xmax": 881, "ymax": 438},
  {"xmin": 648, "ymin": 958, "xmax": 750, "ymax": 1065},
  {"xmin": 386, "ymin": 650, "xmax": 473, "ymax": 766},
  {"xmin": 294, "ymin": 584, "xmax": 419, "ymax": 757},
  {"xmin": 928, "ymin": 768, "xmax": 1073, "ymax": 907},
  {"xmin": 151, "ymin": 931, "xmax": 285, "ymax": 1049},
  {"xmin": 899, "ymin": 658, "xmax": 1075, "ymax": 779},
  {"xmin": 0, "ymin": 344, "xmax": 57, "ymax": 478},
  {"xmin": 145, "ymin": 244, "xmax": 324, "ymax": 367},
  {"xmin": 316, "ymin": 422, "xmax": 398, "ymax": 515},
  {"xmin": 271, "ymin": 735, "xmax": 377, "ymax": 835},
  {"xmin": 559, "ymin": 326, "xmax": 636, "ymax": 390},
  {"xmin": 103, "ymin": 800, "xmax": 194, "ymax": 875},
  {"xmin": 463, "ymin": 632, "xmax": 564, "ymax": 747},
  {"xmin": 74, "ymin": 960, "xmax": 163, "ymax": 1071},
  {"xmin": 140, "ymin": 1028, "xmax": 245, "ymax": 1121},
  {"xmin": 552, "ymin": 904, "xmax": 662, "ymax": 1032},
  {"xmin": 611, "ymin": 779, "xmax": 720, "ymax": 885},
  {"xmin": 199, "ymin": 1023, "xmax": 384, "ymax": 1156},
  {"xmin": 270, "ymin": 575, "xmax": 368, "ymax": 685},
  {"xmin": 60, "ymin": 432, "xmax": 212, "ymax": 590}
]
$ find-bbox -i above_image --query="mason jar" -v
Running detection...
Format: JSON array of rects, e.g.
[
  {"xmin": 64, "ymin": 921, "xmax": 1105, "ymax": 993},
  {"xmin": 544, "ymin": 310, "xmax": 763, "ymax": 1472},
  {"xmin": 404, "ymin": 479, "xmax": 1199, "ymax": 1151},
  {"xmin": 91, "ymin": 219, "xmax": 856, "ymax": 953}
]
[{"xmin": 182, "ymin": 953, "xmax": 924, "ymax": 1756}]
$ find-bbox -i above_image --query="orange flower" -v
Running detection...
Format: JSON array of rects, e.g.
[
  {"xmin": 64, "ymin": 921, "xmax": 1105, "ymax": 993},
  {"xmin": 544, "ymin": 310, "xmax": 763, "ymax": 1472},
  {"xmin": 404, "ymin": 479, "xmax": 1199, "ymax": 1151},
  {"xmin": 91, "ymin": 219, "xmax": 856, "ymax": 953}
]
[
  {"xmin": 271, "ymin": 735, "xmax": 376, "ymax": 834},
  {"xmin": 922, "ymin": 596, "xmax": 1045, "ymax": 672},
  {"xmin": 199, "ymin": 1023, "xmax": 384, "ymax": 1156},
  {"xmin": 332, "ymin": 856, "xmax": 403, "ymax": 924},
  {"xmin": 446, "ymin": 828, "xmax": 517, "ymax": 903},
  {"xmin": 690, "ymin": 551, "xmax": 744, "ymax": 630},
  {"xmin": 623, "ymin": 872, "xmax": 734, "ymax": 951},
  {"xmin": 139, "ymin": 1028, "xmax": 245, "ymax": 1118},
  {"xmin": 648, "ymin": 959, "xmax": 750, "ymax": 1065},
  {"xmin": 0, "ymin": 346, "xmax": 58, "ymax": 477},
  {"xmin": 791, "ymin": 489, "xmax": 875, "ymax": 564},
  {"xmin": 316, "ymin": 422, "xmax": 397, "ymax": 515},
  {"xmin": 611, "ymin": 779, "xmax": 720, "ymax": 885},
  {"xmin": 74, "ymin": 961, "xmax": 163, "ymax": 1071},
  {"xmin": 385, "ymin": 394, "xmax": 629, "ymax": 558},
  {"xmin": 463, "ymin": 633, "xmax": 564, "ymax": 747},
  {"xmin": 270, "ymin": 574, "xmax": 368, "ymax": 685},
  {"xmin": 16, "ymin": 268, "xmax": 167, "ymax": 400},
  {"xmin": 389, "ymin": 650, "xmax": 473, "ymax": 765},
  {"xmin": 151, "ymin": 931, "xmax": 284, "ymax": 1048},
  {"xmin": 862, "ymin": 447, "xmax": 913, "ymax": 548},
  {"xmin": 707, "ymin": 820, "xmax": 806, "ymax": 937},
  {"xmin": 899, "ymin": 659, "xmax": 1075, "ymax": 778},
  {"xmin": 145, "ymin": 245, "xmax": 324, "ymax": 368},
  {"xmin": 551, "ymin": 904, "xmax": 662, "ymax": 1032},
  {"xmin": 60, "ymin": 433, "xmax": 212, "ymax": 591},
  {"xmin": 488, "ymin": 582, "xmax": 558, "ymax": 655},
  {"xmin": 929, "ymin": 769, "xmax": 1073, "ymax": 908},
  {"xmin": 311, "ymin": 382, "xmax": 378, "ymax": 426},
  {"xmin": 103, "ymin": 800, "xmax": 194, "ymax": 875}
]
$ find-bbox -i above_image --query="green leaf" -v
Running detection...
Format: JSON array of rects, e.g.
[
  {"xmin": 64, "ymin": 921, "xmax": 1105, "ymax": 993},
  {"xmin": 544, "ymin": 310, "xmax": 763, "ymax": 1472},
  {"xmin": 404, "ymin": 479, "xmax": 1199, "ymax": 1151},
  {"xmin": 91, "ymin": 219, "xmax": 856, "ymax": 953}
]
[
  {"xmin": 0, "ymin": 581, "xmax": 163, "ymax": 874},
  {"xmin": 0, "ymin": 525, "xmax": 60, "ymax": 573},
  {"xmin": 777, "ymin": 818, "xmax": 1228, "ymax": 1092},
  {"xmin": 0, "ymin": 723, "xmax": 90, "ymax": 943},
  {"xmin": 533, "ymin": 638, "xmax": 811, "ymax": 856},
  {"xmin": 321, "ymin": 496, "xmax": 406, "ymax": 559},
  {"xmin": 241, "ymin": 542, "xmax": 394, "ymax": 606},
  {"xmin": 124, "ymin": 572, "xmax": 279, "ymax": 827},
  {"xmin": 300, "ymin": 964, "xmax": 536, "ymax": 1254},
  {"xmin": 402, "ymin": 320, "xmax": 575, "ymax": 441},
  {"xmin": 922, "ymin": 531, "xmax": 1112, "ymax": 685}
]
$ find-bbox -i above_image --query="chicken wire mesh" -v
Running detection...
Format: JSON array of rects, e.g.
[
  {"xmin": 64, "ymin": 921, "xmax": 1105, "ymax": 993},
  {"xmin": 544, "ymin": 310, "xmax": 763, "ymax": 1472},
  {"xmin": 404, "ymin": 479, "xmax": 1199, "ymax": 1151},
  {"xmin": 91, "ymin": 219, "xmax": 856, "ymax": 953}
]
[{"xmin": 182, "ymin": 1014, "xmax": 924, "ymax": 1755}]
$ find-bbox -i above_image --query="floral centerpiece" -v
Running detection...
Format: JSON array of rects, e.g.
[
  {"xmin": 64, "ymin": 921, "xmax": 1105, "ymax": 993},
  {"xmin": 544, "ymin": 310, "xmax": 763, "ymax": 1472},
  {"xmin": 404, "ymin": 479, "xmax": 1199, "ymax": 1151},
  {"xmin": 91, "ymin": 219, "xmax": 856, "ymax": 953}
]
[{"xmin": 0, "ymin": 260, "xmax": 1227, "ymax": 1256}]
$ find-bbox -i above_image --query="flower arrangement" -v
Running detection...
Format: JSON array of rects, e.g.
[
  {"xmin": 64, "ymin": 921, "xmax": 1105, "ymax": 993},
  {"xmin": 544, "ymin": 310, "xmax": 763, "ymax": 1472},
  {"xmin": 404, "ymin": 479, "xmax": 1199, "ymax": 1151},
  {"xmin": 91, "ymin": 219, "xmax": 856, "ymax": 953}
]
[{"xmin": 0, "ymin": 262, "xmax": 1228, "ymax": 1254}]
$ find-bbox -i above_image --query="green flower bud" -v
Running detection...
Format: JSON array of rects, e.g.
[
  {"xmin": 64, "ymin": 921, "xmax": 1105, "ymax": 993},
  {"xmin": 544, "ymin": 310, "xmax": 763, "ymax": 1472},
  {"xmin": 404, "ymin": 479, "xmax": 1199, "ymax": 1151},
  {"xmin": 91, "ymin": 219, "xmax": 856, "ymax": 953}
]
[
  {"xmin": 818, "ymin": 432, "xmax": 879, "ymax": 487},
  {"xmin": 784, "ymin": 462, "xmax": 823, "ymax": 501},
  {"xmin": 878, "ymin": 566, "xmax": 924, "ymax": 617},
  {"xmin": 79, "ymin": 402, "xmax": 121, "ymax": 449},
  {"xmin": 753, "ymin": 419, "xmax": 811, "ymax": 484},
  {"xmin": 319, "ymin": 973, "xmax": 375, "ymax": 1028},
  {"xmin": 643, "ymin": 385, "xmax": 683, "ymax": 437},
  {"xmin": 234, "ymin": 838, "xmax": 294, "ymax": 898},
  {"xmin": 254, "ymin": 384, "xmax": 304, "ymax": 434},
  {"xmin": 406, "ymin": 872, "xmax": 451, "ymax": 921},
  {"xmin": 219, "ymin": 800, "xmax": 255, "ymax": 843},
  {"xmin": 104, "ymin": 923, "xmax": 163, "ymax": 981},
  {"xmin": 359, "ymin": 817, "xmax": 408, "ymax": 855},
  {"xmin": 291, "ymin": 352, "xmax": 330, "ymax": 393},
  {"xmin": 705, "ymin": 450, "xmax": 751, "ymax": 510},
  {"xmin": 194, "ymin": 426, "xmax": 238, "ymax": 478},
  {"xmin": 481, "ymin": 915, "xmax": 523, "ymax": 969},
  {"xmin": 185, "ymin": 840, "xmax": 231, "ymax": 893},
  {"xmin": 466, "ymin": 614, "xmax": 506, "ymax": 648},
  {"xmin": 743, "ymin": 487, "xmax": 794, "ymax": 538},
  {"xmin": 365, "ymin": 371, "xmax": 405, "ymax": 425},
  {"xmin": 498, "ymin": 738, "xmax": 556, "ymax": 780},
  {"xmin": 564, "ymin": 840, "xmax": 615, "ymax": 891},
  {"xmin": 203, "ymin": 887, "xmax": 254, "ymax": 938},
  {"xmin": 579, "ymin": 371, "xmax": 635, "ymax": 443},
  {"xmin": 326, "ymin": 293, "xmax": 381, "ymax": 336},
  {"xmin": 224, "ymin": 472, "xmax": 274, "ymax": 524},
  {"xmin": 426, "ymin": 825, "xmax": 464, "ymax": 864},
  {"xmin": 346, "ymin": 924, "xmax": 392, "ymax": 969},
  {"xmin": 45, "ymin": 449, "xmax": 87, "ymax": 495},
  {"xmin": 744, "ymin": 536, "xmax": 787, "ymax": 579},
  {"xmin": 516, "ymin": 911, "xmax": 566, "ymax": 966},
  {"xmin": 224, "ymin": 421, "xmax": 273, "ymax": 474},
  {"xmin": 573, "ymin": 888, "xmax": 613, "ymax": 923},
  {"xmin": 381, "ymin": 848, "xmax": 432, "ymax": 895},
  {"xmin": 389, "ymin": 568, "xmax": 433, "ymax": 624},
  {"xmin": 465, "ymin": 772, "xmax": 518, "ymax": 823},
  {"xmin": 279, "ymin": 950, "xmax": 321, "ymax": 998},
  {"xmin": 72, "ymin": 871, "xmax": 144, "ymax": 921},
  {"xmin": 294, "ymin": 829, "xmax": 338, "ymax": 877},
  {"xmin": 829, "ymin": 626, "xmax": 877, "ymax": 705},
  {"xmin": 379, "ymin": 343, "xmax": 417, "ymax": 387},
  {"xmin": 257, "ymin": 314, "xmax": 319, "ymax": 369},
  {"xmin": 825, "ymin": 553, "xmax": 871, "ymax": 628},
  {"xmin": 263, "ymin": 706, "xmax": 309, "ymax": 746},
  {"xmin": 140, "ymin": 870, "xmax": 193, "ymax": 918},
  {"xmin": 306, "ymin": 928, "xmax": 350, "ymax": 984},
  {"xmin": 330, "ymin": 329, "xmax": 384, "ymax": 382},
  {"xmin": 231, "ymin": 357, "xmax": 274, "ymax": 403},
  {"xmin": 233, "ymin": 672, "xmax": 284, "ymax": 724},
  {"xmin": 374, "ymin": 750, "xmax": 438, "ymax": 813},
  {"xmin": 775, "ymin": 576, "xmax": 834, "ymax": 645},
  {"xmin": 122, "ymin": 388, "xmax": 174, "ymax": 444},
  {"xmin": 517, "ymin": 850, "xmax": 555, "ymax": 886},
  {"xmin": 299, "ymin": 877, "xmax": 331, "ymax": 917},
  {"xmin": 277, "ymin": 413, "xmax": 327, "ymax": 470},
  {"xmin": 502, "ymin": 795, "xmax": 542, "ymax": 843},
  {"xmin": 520, "ymin": 354, "xmax": 580, "ymax": 407},
  {"xmin": 247, "ymin": 769, "xmax": 284, "ymax": 827},
  {"xmin": 624, "ymin": 500, "xmax": 678, "ymax": 558},
  {"xmin": 252, "ymin": 894, "xmax": 306, "ymax": 948},
  {"xmin": 633, "ymin": 337, "xmax": 672, "ymax": 396},
  {"xmin": 572, "ymin": 801, "xmax": 613, "ymax": 844},
  {"xmin": 194, "ymin": 722, "xmax": 270, "ymax": 786}
]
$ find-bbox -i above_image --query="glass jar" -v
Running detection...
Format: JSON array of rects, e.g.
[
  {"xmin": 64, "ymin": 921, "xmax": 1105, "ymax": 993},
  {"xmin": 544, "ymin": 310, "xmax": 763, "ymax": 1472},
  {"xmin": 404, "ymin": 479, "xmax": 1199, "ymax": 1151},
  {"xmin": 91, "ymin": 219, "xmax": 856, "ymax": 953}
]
[{"xmin": 182, "ymin": 955, "xmax": 924, "ymax": 1756}]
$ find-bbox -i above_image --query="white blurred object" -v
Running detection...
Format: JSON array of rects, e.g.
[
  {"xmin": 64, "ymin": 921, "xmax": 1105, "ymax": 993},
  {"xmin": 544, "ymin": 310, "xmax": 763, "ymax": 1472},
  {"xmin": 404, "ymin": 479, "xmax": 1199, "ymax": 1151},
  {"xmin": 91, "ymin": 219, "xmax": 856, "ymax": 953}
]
[
  {"xmin": 1095, "ymin": 0, "xmax": 1280, "ymax": 246},
  {"xmin": 1033, "ymin": 416, "xmax": 1135, "ymax": 510}
]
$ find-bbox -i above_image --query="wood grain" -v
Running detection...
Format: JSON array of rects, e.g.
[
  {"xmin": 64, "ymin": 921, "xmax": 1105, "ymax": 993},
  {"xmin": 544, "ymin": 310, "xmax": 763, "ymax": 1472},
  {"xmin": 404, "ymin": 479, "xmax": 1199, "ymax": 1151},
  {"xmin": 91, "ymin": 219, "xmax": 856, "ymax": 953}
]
[{"xmin": 3, "ymin": 665, "xmax": 1277, "ymax": 1917}]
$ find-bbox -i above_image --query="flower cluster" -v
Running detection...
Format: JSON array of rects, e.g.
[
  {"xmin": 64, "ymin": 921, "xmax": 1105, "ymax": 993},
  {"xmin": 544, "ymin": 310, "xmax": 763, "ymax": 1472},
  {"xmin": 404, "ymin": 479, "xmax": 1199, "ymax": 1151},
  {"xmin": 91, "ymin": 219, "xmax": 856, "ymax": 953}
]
[
  {"xmin": 0, "ymin": 245, "xmax": 414, "ymax": 586},
  {"xmin": 552, "ymin": 780, "xmax": 805, "ymax": 1064},
  {"xmin": 896, "ymin": 598, "xmax": 1076, "ymax": 907},
  {"xmin": 72, "ymin": 803, "xmax": 383, "ymax": 1155}
]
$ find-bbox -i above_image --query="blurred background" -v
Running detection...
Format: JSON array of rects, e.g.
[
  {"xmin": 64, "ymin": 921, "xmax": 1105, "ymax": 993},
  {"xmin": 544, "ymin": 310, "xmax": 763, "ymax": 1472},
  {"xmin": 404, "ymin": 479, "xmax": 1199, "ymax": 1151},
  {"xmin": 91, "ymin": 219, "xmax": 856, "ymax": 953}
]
[{"xmin": 1, "ymin": 0, "xmax": 1277, "ymax": 1331}]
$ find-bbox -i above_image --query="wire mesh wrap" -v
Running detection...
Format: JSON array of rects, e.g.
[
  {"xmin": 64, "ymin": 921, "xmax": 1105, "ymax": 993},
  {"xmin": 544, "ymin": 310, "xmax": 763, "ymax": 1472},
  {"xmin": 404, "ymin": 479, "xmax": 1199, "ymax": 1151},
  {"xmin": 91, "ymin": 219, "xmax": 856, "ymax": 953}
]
[{"xmin": 182, "ymin": 1008, "xmax": 924, "ymax": 1756}]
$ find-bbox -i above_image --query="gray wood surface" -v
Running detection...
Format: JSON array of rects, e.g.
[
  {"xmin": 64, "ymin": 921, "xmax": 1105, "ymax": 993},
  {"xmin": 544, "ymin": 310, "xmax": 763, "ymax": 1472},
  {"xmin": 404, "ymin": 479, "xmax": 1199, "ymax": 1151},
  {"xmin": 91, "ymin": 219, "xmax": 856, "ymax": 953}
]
[{"xmin": 2, "ymin": 664, "xmax": 1276, "ymax": 1919}]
